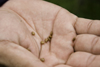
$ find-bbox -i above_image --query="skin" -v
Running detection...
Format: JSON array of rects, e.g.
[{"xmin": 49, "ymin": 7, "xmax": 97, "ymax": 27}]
[{"xmin": 0, "ymin": 0, "xmax": 100, "ymax": 67}]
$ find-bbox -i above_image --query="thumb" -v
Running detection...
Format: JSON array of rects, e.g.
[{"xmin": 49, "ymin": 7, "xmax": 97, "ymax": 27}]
[{"xmin": 0, "ymin": 41, "xmax": 48, "ymax": 67}]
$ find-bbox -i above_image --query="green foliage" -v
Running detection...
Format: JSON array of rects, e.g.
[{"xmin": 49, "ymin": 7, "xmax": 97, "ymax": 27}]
[{"xmin": 45, "ymin": 0, "xmax": 100, "ymax": 20}]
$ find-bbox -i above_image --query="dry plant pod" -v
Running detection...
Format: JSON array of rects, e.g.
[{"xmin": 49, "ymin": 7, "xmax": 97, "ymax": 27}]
[
  {"xmin": 49, "ymin": 35, "xmax": 52, "ymax": 38},
  {"xmin": 50, "ymin": 31, "xmax": 53, "ymax": 36},
  {"xmin": 73, "ymin": 38, "xmax": 75, "ymax": 41},
  {"xmin": 40, "ymin": 41, "xmax": 45, "ymax": 45},
  {"xmin": 31, "ymin": 32, "xmax": 35, "ymax": 35},
  {"xmin": 27, "ymin": 48, "xmax": 31, "ymax": 51},
  {"xmin": 48, "ymin": 37, "xmax": 51, "ymax": 41},
  {"xmin": 40, "ymin": 58, "xmax": 45, "ymax": 62},
  {"xmin": 45, "ymin": 38, "xmax": 48, "ymax": 43},
  {"xmin": 44, "ymin": 31, "xmax": 53, "ymax": 43}
]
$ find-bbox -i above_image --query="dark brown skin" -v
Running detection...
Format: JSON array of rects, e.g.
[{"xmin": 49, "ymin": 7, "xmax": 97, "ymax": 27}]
[{"xmin": 0, "ymin": 0, "xmax": 100, "ymax": 67}]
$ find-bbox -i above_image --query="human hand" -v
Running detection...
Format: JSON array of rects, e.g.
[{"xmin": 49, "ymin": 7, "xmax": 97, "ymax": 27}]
[
  {"xmin": 1, "ymin": 0, "xmax": 100, "ymax": 67},
  {"xmin": 0, "ymin": 0, "xmax": 49, "ymax": 67}
]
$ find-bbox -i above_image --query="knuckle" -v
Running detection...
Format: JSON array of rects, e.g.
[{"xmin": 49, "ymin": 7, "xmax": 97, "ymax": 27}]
[{"xmin": 91, "ymin": 37, "xmax": 99, "ymax": 53}]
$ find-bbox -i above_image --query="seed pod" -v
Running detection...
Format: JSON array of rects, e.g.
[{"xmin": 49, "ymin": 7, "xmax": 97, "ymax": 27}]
[
  {"xmin": 73, "ymin": 38, "xmax": 75, "ymax": 41},
  {"xmin": 31, "ymin": 32, "xmax": 35, "ymax": 35},
  {"xmin": 27, "ymin": 48, "xmax": 31, "ymax": 51},
  {"xmin": 50, "ymin": 31, "xmax": 53, "ymax": 36},
  {"xmin": 49, "ymin": 35, "xmax": 52, "ymax": 38},
  {"xmin": 45, "ymin": 38, "xmax": 48, "ymax": 43},
  {"xmin": 48, "ymin": 37, "xmax": 51, "ymax": 41},
  {"xmin": 40, "ymin": 41, "xmax": 45, "ymax": 45},
  {"xmin": 40, "ymin": 58, "xmax": 45, "ymax": 62}
]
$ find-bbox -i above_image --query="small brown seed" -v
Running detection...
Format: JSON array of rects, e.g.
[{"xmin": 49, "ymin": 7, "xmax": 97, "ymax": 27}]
[
  {"xmin": 40, "ymin": 41, "xmax": 45, "ymax": 45},
  {"xmin": 40, "ymin": 58, "xmax": 45, "ymax": 62},
  {"xmin": 48, "ymin": 37, "xmax": 51, "ymax": 41},
  {"xmin": 31, "ymin": 32, "xmax": 35, "ymax": 35},
  {"xmin": 27, "ymin": 48, "xmax": 31, "ymax": 51},
  {"xmin": 73, "ymin": 38, "xmax": 75, "ymax": 41},
  {"xmin": 45, "ymin": 38, "xmax": 48, "ymax": 43},
  {"xmin": 50, "ymin": 31, "xmax": 53, "ymax": 36},
  {"xmin": 49, "ymin": 35, "xmax": 52, "ymax": 38}
]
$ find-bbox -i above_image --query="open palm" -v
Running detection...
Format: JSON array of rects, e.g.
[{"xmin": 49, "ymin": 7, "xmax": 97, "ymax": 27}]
[{"xmin": 1, "ymin": 0, "xmax": 100, "ymax": 67}]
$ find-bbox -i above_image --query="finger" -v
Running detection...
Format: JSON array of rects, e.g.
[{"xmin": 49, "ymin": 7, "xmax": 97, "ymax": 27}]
[
  {"xmin": 75, "ymin": 18, "xmax": 100, "ymax": 35},
  {"xmin": 67, "ymin": 52, "xmax": 100, "ymax": 67},
  {"xmin": 74, "ymin": 34, "xmax": 100, "ymax": 54},
  {"xmin": 51, "ymin": 8, "xmax": 77, "ymax": 63},
  {"xmin": 0, "ymin": 41, "xmax": 48, "ymax": 67}
]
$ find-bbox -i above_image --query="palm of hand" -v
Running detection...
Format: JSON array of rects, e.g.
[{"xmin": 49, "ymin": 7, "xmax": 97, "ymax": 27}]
[{"xmin": 1, "ymin": 0, "xmax": 100, "ymax": 67}]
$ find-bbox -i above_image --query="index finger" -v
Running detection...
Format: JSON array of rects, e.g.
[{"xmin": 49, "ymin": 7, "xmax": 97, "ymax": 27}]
[{"xmin": 75, "ymin": 18, "xmax": 100, "ymax": 35}]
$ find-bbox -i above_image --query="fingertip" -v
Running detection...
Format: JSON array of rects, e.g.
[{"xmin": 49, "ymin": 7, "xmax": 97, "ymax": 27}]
[{"xmin": 75, "ymin": 18, "xmax": 100, "ymax": 35}]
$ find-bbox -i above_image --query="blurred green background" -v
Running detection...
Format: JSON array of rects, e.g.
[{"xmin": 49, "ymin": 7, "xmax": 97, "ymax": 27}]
[{"xmin": 45, "ymin": 0, "xmax": 100, "ymax": 20}]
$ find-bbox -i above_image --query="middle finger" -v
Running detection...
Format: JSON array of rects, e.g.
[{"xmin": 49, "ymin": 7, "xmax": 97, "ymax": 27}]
[{"xmin": 74, "ymin": 34, "xmax": 100, "ymax": 55}]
